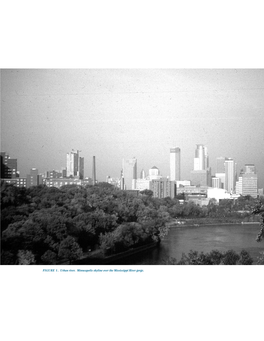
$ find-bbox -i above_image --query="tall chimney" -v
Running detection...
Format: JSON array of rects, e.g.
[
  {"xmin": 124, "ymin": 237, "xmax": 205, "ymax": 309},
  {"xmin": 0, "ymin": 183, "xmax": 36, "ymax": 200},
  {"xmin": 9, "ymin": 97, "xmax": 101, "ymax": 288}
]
[{"xmin": 92, "ymin": 156, "xmax": 96, "ymax": 185}]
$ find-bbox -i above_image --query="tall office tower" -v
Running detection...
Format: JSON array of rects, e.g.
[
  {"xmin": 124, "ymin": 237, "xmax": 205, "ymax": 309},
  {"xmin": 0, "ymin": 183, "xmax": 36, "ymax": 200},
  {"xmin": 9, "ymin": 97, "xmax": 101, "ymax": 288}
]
[
  {"xmin": 92, "ymin": 156, "xmax": 96, "ymax": 185},
  {"xmin": 194, "ymin": 144, "xmax": 206, "ymax": 170},
  {"xmin": 122, "ymin": 157, "xmax": 137, "ymax": 190},
  {"xmin": 79, "ymin": 157, "xmax": 84, "ymax": 180},
  {"xmin": 215, "ymin": 157, "xmax": 226, "ymax": 189},
  {"xmin": 225, "ymin": 158, "xmax": 236, "ymax": 193},
  {"xmin": 26, "ymin": 168, "xmax": 43, "ymax": 188},
  {"xmin": 140, "ymin": 169, "xmax": 146, "ymax": 179},
  {"xmin": 236, "ymin": 164, "xmax": 258, "ymax": 198},
  {"xmin": 66, "ymin": 150, "xmax": 83, "ymax": 178},
  {"xmin": 170, "ymin": 147, "xmax": 181, "ymax": 181},
  {"xmin": 191, "ymin": 144, "xmax": 210, "ymax": 186},
  {"xmin": 0, "ymin": 152, "xmax": 18, "ymax": 179},
  {"xmin": 204, "ymin": 146, "xmax": 209, "ymax": 169}
]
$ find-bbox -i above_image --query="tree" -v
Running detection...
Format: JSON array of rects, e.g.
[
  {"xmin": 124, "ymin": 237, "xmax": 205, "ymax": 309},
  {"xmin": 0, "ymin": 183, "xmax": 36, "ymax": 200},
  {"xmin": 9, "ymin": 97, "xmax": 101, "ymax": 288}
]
[
  {"xmin": 58, "ymin": 236, "xmax": 83, "ymax": 264},
  {"xmin": 41, "ymin": 250, "xmax": 57, "ymax": 264},
  {"xmin": 238, "ymin": 250, "xmax": 253, "ymax": 265},
  {"xmin": 140, "ymin": 189, "xmax": 153, "ymax": 197},
  {"xmin": 175, "ymin": 249, "xmax": 253, "ymax": 265},
  {"xmin": 17, "ymin": 250, "xmax": 36, "ymax": 265},
  {"xmin": 251, "ymin": 201, "xmax": 264, "ymax": 242}
]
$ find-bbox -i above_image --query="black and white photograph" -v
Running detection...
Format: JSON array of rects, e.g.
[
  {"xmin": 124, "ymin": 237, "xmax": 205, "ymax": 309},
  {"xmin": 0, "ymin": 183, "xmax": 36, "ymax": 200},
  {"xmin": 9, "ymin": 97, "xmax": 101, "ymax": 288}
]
[
  {"xmin": 1, "ymin": 2, "xmax": 264, "ymax": 341},
  {"xmin": 1, "ymin": 69, "xmax": 264, "ymax": 266}
]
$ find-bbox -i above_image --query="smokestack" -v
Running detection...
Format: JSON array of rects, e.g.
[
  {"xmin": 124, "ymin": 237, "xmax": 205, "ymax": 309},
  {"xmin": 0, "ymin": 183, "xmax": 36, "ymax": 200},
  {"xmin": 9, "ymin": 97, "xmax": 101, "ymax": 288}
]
[{"xmin": 92, "ymin": 156, "xmax": 96, "ymax": 185}]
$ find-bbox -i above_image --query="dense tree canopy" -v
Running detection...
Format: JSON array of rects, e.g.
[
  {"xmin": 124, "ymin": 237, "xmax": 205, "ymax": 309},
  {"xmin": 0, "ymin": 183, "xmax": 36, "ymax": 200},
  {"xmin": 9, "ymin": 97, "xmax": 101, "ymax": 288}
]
[
  {"xmin": 1, "ymin": 180, "xmax": 263, "ymax": 265},
  {"xmin": 1, "ymin": 182, "xmax": 173, "ymax": 264}
]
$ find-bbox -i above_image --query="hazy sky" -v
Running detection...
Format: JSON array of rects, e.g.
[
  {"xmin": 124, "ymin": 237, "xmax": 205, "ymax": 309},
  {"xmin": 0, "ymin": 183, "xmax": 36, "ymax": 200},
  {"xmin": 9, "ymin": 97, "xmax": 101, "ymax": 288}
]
[{"xmin": 1, "ymin": 69, "xmax": 264, "ymax": 187}]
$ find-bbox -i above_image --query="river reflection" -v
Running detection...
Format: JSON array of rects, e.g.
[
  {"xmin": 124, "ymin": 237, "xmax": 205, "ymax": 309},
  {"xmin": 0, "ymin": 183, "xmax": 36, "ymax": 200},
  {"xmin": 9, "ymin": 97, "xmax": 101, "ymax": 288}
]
[{"xmin": 119, "ymin": 224, "xmax": 264, "ymax": 265}]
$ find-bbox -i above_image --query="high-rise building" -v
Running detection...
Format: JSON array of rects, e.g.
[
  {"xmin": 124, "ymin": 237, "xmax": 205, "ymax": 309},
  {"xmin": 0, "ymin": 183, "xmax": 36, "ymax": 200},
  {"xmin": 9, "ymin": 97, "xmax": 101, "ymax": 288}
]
[
  {"xmin": 66, "ymin": 150, "xmax": 84, "ymax": 179},
  {"xmin": 26, "ymin": 168, "xmax": 43, "ymax": 188},
  {"xmin": 194, "ymin": 144, "xmax": 206, "ymax": 170},
  {"xmin": 122, "ymin": 157, "xmax": 137, "ymax": 190},
  {"xmin": 212, "ymin": 177, "xmax": 221, "ymax": 188},
  {"xmin": 92, "ymin": 156, "xmax": 96, "ymax": 185},
  {"xmin": 225, "ymin": 158, "xmax": 236, "ymax": 193},
  {"xmin": 79, "ymin": 157, "xmax": 84, "ymax": 180},
  {"xmin": 236, "ymin": 164, "xmax": 258, "ymax": 198},
  {"xmin": 215, "ymin": 156, "xmax": 226, "ymax": 189},
  {"xmin": 140, "ymin": 169, "xmax": 146, "ymax": 179},
  {"xmin": 0, "ymin": 152, "xmax": 18, "ymax": 179},
  {"xmin": 204, "ymin": 146, "xmax": 209, "ymax": 169},
  {"xmin": 150, "ymin": 178, "xmax": 176, "ymax": 199},
  {"xmin": 170, "ymin": 147, "xmax": 181, "ymax": 181},
  {"xmin": 191, "ymin": 144, "xmax": 211, "ymax": 186}
]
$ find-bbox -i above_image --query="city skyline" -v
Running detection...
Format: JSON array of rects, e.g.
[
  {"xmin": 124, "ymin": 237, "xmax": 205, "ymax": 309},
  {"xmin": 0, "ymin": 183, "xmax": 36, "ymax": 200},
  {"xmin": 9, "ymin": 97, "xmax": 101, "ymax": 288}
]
[{"xmin": 1, "ymin": 69, "xmax": 264, "ymax": 187}]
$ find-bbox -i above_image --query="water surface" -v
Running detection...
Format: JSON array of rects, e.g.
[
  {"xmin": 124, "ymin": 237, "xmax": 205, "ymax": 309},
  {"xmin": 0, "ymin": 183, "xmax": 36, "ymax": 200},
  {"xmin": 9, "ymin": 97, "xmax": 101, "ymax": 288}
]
[{"xmin": 120, "ymin": 224, "xmax": 264, "ymax": 265}]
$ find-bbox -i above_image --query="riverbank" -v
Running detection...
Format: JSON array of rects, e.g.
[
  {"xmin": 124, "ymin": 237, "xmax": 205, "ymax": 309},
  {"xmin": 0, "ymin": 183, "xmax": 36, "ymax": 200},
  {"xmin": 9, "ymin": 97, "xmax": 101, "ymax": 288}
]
[
  {"xmin": 167, "ymin": 217, "xmax": 261, "ymax": 227},
  {"xmin": 71, "ymin": 241, "xmax": 159, "ymax": 265}
]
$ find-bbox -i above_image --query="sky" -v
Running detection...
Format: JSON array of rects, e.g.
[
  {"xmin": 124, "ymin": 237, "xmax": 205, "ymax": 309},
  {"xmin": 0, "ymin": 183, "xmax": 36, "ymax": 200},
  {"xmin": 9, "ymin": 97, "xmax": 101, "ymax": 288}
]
[{"xmin": 1, "ymin": 69, "xmax": 264, "ymax": 188}]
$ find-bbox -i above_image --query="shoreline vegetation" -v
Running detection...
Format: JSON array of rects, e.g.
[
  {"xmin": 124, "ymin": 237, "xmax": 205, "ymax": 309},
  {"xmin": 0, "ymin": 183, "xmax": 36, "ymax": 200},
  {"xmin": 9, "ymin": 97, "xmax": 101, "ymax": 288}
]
[
  {"xmin": 1, "ymin": 181, "xmax": 263, "ymax": 265},
  {"xmin": 167, "ymin": 218, "xmax": 261, "ymax": 227}
]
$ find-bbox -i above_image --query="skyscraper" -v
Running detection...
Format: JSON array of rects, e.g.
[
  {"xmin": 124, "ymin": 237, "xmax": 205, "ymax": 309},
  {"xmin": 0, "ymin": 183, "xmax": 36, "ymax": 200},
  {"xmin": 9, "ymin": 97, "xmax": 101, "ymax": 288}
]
[
  {"xmin": 92, "ymin": 156, "xmax": 96, "ymax": 185},
  {"xmin": 194, "ymin": 144, "xmax": 206, "ymax": 170},
  {"xmin": 122, "ymin": 157, "xmax": 137, "ymax": 190},
  {"xmin": 66, "ymin": 150, "xmax": 84, "ymax": 179},
  {"xmin": 225, "ymin": 158, "xmax": 236, "ymax": 193},
  {"xmin": 215, "ymin": 157, "xmax": 226, "ymax": 189},
  {"xmin": 79, "ymin": 157, "xmax": 84, "ymax": 180},
  {"xmin": 170, "ymin": 147, "xmax": 181, "ymax": 181},
  {"xmin": 140, "ymin": 169, "xmax": 146, "ymax": 179},
  {"xmin": 236, "ymin": 164, "xmax": 258, "ymax": 198},
  {"xmin": 191, "ymin": 144, "xmax": 211, "ymax": 186}
]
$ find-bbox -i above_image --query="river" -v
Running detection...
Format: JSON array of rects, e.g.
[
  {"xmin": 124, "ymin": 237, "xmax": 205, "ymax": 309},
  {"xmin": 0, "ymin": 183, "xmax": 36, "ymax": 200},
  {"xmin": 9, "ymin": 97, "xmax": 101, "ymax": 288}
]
[{"xmin": 118, "ymin": 223, "xmax": 264, "ymax": 265}]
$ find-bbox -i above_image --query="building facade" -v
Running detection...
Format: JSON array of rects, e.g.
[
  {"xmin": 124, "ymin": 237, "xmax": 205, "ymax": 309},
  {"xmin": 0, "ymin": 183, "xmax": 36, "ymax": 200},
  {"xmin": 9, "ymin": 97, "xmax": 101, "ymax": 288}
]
[
  {"xmin": 170, "ymin": 147, "xmax": 181, "ymax": 181},
  {"xmin": 212, "ymin": 177, "xmax": 221, "ymax": 188},
  {"xmin": 236, "ymin": 164, "xmax": 258, "ymax": 198},
  {"xmin": 194, "ymin": 144, "xmax": 206, "ymax": 170},
  {"xmin": 149, "ymin": 166, "xmax": 162, "ymax": 180},
  {"xmin": 26, "ymin": 168, "xmax": 43, "ymax": 188},
  {"xmin": 66, "ymin": 150, "xmax": 84, "ymax": 179},
  {"xmin": 225, "ymin": 158, "xmax": 236, "ymax": 193},
  {"xmin": 44, "ymin": 177, "xmax": 93, "ymax": 188},
  {"xmin": 191, "ymin": 145, "xmax": 211, "ymax": 186},
  {"xmin": 122, "ymin": 157, "xmax": 137, "ymax": 190},
  {"xmin": 0, "ymin": 152, "xmax": 18, "ymax": 179},
  {"xmin": 150, "ymin": 178, "xmax": 175, "ymax": 199}
]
